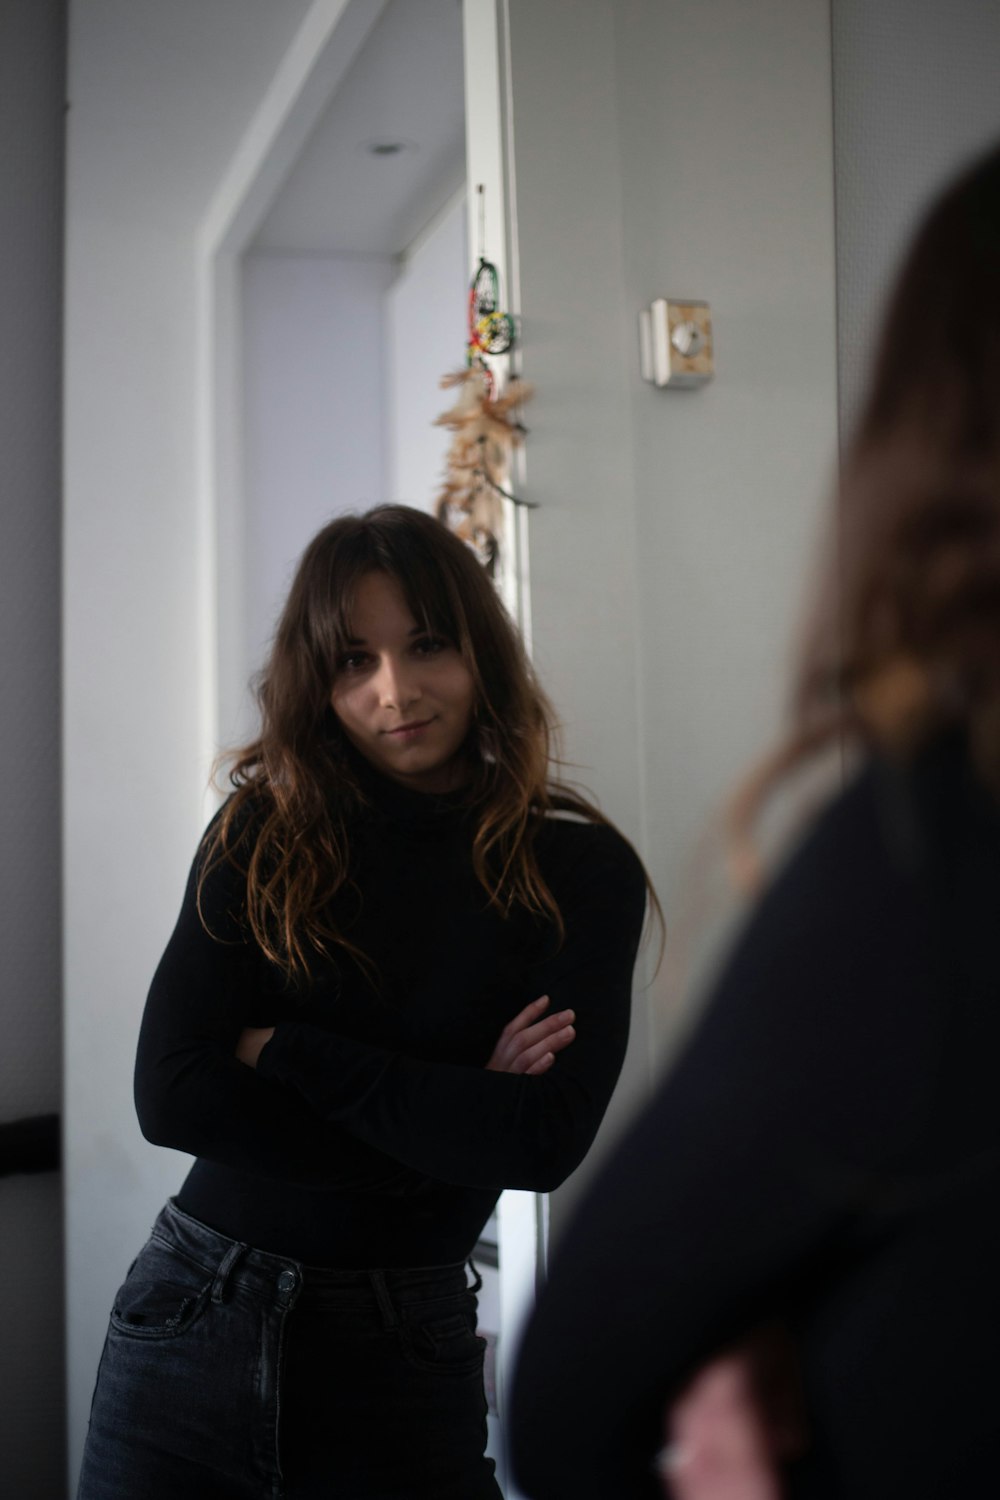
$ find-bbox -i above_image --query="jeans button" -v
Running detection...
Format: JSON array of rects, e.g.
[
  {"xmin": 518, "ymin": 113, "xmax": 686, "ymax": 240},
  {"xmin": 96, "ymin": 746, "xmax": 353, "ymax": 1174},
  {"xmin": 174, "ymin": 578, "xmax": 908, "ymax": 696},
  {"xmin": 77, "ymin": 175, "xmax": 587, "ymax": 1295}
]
[{"xmin": 277, "ymin": 1269, "xmax": 297, "ymax": 1295}]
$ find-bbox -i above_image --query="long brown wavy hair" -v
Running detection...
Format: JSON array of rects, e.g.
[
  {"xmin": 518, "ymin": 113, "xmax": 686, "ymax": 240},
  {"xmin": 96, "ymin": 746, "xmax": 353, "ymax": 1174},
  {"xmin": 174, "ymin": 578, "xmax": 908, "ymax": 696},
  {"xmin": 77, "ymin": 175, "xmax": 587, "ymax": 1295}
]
[
  {"xmin": 728, "ymin": 140, "xmax": 1000, "ymax": 883},
  {"xmin": 200, "ymin": 504, "xmax": 659, "ymax": 981}
]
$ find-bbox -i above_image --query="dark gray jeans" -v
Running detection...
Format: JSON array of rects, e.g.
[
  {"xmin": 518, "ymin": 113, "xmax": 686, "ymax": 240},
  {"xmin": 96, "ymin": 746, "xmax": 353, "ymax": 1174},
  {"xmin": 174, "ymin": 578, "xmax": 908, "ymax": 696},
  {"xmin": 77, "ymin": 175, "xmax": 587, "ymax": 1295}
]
[{"xmin": 77, "ymin": 1199, "xmax": 501, "ymax": 1499}]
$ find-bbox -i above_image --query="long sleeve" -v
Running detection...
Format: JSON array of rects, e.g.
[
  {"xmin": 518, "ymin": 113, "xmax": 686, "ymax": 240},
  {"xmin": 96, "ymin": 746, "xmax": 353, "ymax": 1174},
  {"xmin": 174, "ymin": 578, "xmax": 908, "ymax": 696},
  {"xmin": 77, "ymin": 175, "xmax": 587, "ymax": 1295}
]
[
  {"xmin": 255, "ymin": 822, "xmax": 649, "ymax": 1191},
  {"xmin": 134, "ymin": 828, "xmax": 431, "ymax": 1195},
  {"xmin": 509, "ymin": 766, "xmax": 946, "ymax": 1498}
]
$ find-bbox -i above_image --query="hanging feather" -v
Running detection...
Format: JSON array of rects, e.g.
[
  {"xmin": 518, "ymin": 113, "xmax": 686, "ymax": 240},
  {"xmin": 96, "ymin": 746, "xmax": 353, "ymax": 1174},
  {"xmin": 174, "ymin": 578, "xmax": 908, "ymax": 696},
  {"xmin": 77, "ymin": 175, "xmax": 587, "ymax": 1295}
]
[{"xmin": 433, "ymin": 367, "xmax": 533, "ymax": 573}]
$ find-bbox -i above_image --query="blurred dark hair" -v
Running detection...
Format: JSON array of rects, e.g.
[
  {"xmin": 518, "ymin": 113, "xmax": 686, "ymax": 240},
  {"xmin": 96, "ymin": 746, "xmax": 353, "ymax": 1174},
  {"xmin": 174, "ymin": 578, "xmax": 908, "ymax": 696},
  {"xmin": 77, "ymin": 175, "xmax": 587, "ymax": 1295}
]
[
  {"xmin": 200, "ymin": 505, "xmax": 659, "ymax": 980},
  {"xmin": 729, "ymin": 142, "xmax": 1000, "ymax": 877}
]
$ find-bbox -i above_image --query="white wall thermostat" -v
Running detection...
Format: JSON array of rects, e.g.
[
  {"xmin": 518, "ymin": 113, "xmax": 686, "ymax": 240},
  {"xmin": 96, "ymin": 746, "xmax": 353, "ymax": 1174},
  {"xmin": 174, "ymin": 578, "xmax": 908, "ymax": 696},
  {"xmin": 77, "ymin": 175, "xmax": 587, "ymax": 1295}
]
[{"xmin": 638, "ymin": 298, "xmax": 714, "ymax": 387}]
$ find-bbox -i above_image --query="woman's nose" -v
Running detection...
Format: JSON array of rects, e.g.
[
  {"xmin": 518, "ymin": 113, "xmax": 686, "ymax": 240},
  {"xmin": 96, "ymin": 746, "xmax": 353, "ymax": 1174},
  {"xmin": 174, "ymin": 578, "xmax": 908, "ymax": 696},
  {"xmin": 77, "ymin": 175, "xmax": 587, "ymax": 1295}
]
[{"xmin": 376, "ymin": 657, "xmax": 418, "ymax": 710}]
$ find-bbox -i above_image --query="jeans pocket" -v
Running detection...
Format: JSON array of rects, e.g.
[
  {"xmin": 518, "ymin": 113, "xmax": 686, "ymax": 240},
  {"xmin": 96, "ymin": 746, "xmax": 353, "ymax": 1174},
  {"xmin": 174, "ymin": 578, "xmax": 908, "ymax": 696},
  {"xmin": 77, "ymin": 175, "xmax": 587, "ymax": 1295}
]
[
  {"xmin": 109, "ymin": 1240, "xmax": 213, "ymax": 1341},
  {"xmin": 400, "ymin": 1294, "xmax": 487, "ymax": 1378}
]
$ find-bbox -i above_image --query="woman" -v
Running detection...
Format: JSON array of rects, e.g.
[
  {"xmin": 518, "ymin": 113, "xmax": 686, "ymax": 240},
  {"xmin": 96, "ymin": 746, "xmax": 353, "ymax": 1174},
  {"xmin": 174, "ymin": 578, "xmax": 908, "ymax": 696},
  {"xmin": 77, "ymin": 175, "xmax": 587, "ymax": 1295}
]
[
  {"xmin": 509, "ymin": 143, "xmax": 1000, "ymax": 1499},
  {"xmin": 76, "ymin": 505, "xmax": 652, "ymax": 1499}
]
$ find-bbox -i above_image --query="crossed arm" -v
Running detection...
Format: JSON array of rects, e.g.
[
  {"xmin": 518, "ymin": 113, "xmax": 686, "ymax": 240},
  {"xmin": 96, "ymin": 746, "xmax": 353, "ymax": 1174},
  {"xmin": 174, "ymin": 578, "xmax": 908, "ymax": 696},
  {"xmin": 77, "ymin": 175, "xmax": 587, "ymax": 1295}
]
[
  {"xmin": 136, "ymin": 820, "xmax": 646, "ymax": 1194},
  {"xmin": 236, "ymin": 993, "xmax": 577, "ymax": 1076}
]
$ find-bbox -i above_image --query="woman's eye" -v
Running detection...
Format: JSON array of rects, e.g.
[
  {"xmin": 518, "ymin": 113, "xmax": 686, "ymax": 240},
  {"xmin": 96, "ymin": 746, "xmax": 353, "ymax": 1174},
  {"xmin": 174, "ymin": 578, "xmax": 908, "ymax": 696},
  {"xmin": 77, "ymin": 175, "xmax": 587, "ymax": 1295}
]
[
  {"xmin": 414, "ymin": 636, "xmax": 448, "ymax": 657},
  {"xmin": 337, "ymin": 651, "xmax": 371, "ymax": 673}
]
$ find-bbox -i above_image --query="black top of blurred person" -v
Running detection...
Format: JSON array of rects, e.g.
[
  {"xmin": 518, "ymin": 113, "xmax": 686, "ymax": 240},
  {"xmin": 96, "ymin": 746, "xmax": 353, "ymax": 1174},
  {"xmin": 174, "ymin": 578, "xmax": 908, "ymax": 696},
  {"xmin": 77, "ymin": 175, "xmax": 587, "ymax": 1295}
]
[{"xmin": 511, "ymin": 728, "xmax": 1000, "ymax": 1497}]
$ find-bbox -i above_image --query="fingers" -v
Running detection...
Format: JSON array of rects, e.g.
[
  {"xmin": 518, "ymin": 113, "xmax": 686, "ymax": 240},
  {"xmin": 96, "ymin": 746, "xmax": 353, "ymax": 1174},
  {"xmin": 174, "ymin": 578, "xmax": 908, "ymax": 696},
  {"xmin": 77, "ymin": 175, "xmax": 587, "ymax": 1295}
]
[
  {"xmin": 518, "ymin": 1010, "xmax": 575, "ymax": 1046},
  {"xmin": 498, "ymin": 995, "xmax": 550, "ymax": 1041},
  {"xmin": 495, "ymin": 996, "xmax": 556, "ymax": 1052},
  {"xmin": 486, "ymin": 995, "xmax": 577, "ymax": 1073},
  {"xmin": 516, "ymin": 1021, "xmax": 576, "ymax": 1072},
  {"xmin": 663, "ymin": 1356, "xmax": 782, "ymax": 1500}
]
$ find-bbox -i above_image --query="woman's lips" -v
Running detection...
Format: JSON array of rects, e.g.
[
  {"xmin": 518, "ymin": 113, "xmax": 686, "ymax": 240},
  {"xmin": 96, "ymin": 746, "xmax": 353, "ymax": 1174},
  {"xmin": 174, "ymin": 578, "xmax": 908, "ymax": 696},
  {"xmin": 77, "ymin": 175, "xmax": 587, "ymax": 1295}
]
[{"xmin": 385, "ymin": 718, "xmax": 434, "ymax": 738}]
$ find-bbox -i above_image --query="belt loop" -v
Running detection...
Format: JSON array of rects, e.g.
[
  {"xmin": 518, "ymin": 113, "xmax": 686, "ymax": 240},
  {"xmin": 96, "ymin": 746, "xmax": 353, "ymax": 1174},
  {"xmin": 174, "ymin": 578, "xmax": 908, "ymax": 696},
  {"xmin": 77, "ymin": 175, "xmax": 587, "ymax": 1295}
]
[
  {"xmin": 466, "ymin": 1259, "xmax": 483, "ymax": 1295},
  {"xmin": 369, "ymin": 1270, "xmax": 398, "ymax": 1330},
  {"xmin": 211, "ymin": 1241, "xmax": 248, "ymax": 1304}
]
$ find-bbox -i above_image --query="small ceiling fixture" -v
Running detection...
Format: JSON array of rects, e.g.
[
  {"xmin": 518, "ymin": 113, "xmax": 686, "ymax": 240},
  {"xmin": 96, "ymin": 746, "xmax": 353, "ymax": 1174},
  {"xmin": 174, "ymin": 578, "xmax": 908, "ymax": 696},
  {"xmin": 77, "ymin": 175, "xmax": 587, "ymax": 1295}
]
[{"xmin": 365, "ymin": 139, "xmax": 415, "ymax": 158}]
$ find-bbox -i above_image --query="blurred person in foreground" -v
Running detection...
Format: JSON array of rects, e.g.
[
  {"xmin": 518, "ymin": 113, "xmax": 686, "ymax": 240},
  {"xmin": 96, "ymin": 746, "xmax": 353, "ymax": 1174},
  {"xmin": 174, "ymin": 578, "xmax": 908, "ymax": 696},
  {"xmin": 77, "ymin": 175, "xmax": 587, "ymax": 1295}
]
[{"xmin": 510, "ymin": 140, "xmax": 1000, "ymax": 1499}]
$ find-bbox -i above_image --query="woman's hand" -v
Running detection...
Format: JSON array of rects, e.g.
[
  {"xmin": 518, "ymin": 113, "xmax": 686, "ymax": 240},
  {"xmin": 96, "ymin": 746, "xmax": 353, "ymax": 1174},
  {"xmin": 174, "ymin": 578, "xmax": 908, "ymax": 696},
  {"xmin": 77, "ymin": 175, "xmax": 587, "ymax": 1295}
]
[
  {"xmin": 660, "ymin": 1330, "xmax": 804, "ymax": 1500},
  {"xmin": 660, "ymin": 1355, "xmax": 782, "ymax": 1500},
  {"xmin": 236, "ymin": 1027, "xmax": 275, "ymax": 1069},
  {"xmin": 486, "ymin": 996, "xmax": 575, "ymax": 1076}
]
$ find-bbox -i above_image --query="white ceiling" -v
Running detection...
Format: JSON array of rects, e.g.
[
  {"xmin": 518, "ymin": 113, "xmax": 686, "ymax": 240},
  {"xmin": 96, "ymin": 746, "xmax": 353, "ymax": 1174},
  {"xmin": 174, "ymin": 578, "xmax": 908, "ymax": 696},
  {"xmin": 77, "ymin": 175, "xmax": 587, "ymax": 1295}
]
[
  {"xmin": 67, "ymin": 0, "xmax": 314, "ymax": 227},
  {"xmin": 252, "ymin": 0, "xmax": 466, "ymax": 257},
  {"xmin": 68, "ymin": 0, "xmax": 466, "ymax": 255}
]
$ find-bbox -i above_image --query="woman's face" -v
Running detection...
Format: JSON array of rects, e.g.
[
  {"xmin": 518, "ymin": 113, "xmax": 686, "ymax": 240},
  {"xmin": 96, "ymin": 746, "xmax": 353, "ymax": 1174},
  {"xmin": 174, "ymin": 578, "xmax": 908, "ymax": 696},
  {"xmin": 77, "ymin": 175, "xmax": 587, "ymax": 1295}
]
[{"xmin": 329, "ymin": 570, "xmax": 476, "ymax": 793}]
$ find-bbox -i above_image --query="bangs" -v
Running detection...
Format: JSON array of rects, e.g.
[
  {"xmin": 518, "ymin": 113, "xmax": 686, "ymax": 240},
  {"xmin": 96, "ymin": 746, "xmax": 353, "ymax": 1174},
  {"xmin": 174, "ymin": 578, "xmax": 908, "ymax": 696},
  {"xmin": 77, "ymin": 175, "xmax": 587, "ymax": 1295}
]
[{"xmin": 320, "ymin": 518, "xmax": 468, "ymax": 661}]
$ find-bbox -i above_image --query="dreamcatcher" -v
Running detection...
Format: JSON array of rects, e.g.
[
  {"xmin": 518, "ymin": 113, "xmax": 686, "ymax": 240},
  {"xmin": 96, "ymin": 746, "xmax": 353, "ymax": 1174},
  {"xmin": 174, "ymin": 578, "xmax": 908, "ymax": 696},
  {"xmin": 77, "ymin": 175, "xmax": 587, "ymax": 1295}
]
[
  {"xmin": 434, "ymin": 185, "xmax": 534, "ymax": 573},
  {"xmin": 468, "ymin": 255, "xmax": 514, "ymax": 375}
]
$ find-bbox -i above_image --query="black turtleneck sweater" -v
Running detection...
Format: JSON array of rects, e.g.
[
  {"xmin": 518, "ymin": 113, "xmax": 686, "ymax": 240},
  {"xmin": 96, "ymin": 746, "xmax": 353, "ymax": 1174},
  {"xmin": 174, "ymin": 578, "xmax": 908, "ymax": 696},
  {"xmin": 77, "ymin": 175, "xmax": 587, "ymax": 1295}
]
[
  {"xmin": 510, "ymin": 735, "xmax": 1000, "ymax": 1499},
  {"xmin": 134, "ymin": 770, "xmax": 647, "ymax": 1266}
]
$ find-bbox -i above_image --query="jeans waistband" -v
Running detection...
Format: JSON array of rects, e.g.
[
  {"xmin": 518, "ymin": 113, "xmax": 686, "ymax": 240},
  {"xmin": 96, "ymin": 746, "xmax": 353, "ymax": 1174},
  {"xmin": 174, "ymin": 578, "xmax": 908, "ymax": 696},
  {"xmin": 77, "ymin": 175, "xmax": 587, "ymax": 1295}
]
[{"xmin": 152, "ymin": 1199, "xmax": 481, "ymax": 1321}]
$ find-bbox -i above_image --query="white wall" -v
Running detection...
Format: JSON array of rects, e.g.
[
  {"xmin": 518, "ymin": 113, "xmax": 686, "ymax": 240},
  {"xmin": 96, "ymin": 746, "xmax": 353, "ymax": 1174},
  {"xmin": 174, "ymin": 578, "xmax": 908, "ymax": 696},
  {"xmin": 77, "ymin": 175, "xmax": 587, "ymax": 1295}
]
[
  {"xmin": 503, "ymin": 0, "xmax": 653, "ymax": 1242},
  {"xmin": 385, "ymin": 189, "xmax": 469, "ymax": 511},
  {"xmin": 504, "ymin": 0, "xmax": 840, "ymax": 1239},
  {"xmin": 241, "ymin": 250, "xmax": 394, "ymax": 695},
  {"xmin": 506, "ymin": 0, "xmax": 643, "ymax": 827},
  {"xmin": 616, "ymin": 0, "xmax": 840, "ymax": 1021},
  {"xmin": 63, "ymin": 194, "xmax": 214, "ymax": 1487}
]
